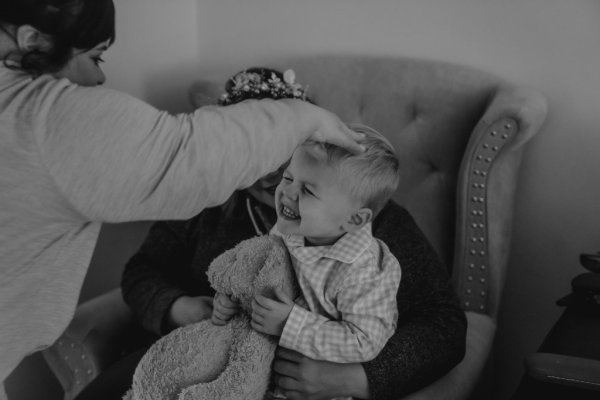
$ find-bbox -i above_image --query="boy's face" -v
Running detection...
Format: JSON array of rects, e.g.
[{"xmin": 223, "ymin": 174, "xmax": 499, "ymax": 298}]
[{"xmin": 275, "ymin": 144, "xmax": 362, "ymax": 246}]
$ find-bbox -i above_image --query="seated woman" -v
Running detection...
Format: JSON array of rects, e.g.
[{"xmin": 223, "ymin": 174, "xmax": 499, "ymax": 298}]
[{"xmin": 74, "ymin": 67, "xmax": 467, "ymax": 400}]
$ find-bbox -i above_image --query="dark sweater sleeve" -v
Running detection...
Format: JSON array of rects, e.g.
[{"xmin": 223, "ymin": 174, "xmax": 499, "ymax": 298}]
[
  {"xmin": 363, "ymin": 201, "xmax": 467, "ymax": 400},
  {"xmin": 121, "ymin": 218, "xmax": 199, "ymax": 336}
]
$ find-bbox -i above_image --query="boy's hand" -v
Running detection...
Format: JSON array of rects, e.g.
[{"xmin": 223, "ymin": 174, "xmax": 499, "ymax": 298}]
[
  {"xmin": 251, "ymin": 288, "xmax": 294, "ymax": 336},
  {"xmin": 211, "ymin": 292, "xmax": 240, "ymax": 325},
  {"xmin": 167, "ymin": 295, "xmax": 213, "ymax": 328}
]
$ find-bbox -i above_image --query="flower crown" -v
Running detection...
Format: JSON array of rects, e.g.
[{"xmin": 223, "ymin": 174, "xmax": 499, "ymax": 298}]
[{"xmin": 218, "ymin": 69, "xmax": 308, "ymax": 106}]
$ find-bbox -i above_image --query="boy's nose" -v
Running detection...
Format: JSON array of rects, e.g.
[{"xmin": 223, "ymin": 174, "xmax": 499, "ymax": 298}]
[{"xmin": 283, "ymin": 184, "xmax": 299, "ymax": 200}]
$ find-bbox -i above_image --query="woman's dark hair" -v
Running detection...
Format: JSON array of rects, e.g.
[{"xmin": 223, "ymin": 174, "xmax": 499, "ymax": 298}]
[{"xmin": 0, "ymin": 0, "xmax": 115, "ymax": 76}]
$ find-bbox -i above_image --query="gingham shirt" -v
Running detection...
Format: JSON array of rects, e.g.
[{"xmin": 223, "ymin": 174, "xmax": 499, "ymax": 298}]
[{"xmin": 275, "ymin": 223, "xmax": 401, "ymax": 363}]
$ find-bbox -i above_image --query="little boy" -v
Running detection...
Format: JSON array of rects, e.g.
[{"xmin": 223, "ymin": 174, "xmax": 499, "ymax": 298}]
[{"xmin": 214, "ymin": 123, "xmax": 402, "ymax": 367}]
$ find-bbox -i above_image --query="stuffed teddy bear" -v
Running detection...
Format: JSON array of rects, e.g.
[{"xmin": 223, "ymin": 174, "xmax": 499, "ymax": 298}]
[{"xmin": 123, "ymin": 235, "xmax": 298, "ymax": 400}]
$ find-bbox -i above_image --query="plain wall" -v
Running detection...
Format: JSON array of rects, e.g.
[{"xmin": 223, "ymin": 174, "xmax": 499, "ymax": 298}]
[{"xmin": 67, "ymin": 1, "xmax": 600, "ymax": 400}]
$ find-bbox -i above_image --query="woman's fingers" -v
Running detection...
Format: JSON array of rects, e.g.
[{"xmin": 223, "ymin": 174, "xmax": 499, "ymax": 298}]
[
  {"xmin": 311, "ymin": 124, "xmax": 365, "ymax": 155},
  {"xmin": 274, "ymin": 374, "xmax": 301, "ymax": 391},
  {"xmin": 275, "ymin": 347, "xmax": 304, "ymax": 364},
  {"xmin": 272, "ymin": 357, "xmax": 299, "ymax": 377}
]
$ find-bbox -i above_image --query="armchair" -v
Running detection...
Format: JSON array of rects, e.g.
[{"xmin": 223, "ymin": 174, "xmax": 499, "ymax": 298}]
[{"xmin": 43, "ymin": 55, "xmax": 547, "ymax": 400}]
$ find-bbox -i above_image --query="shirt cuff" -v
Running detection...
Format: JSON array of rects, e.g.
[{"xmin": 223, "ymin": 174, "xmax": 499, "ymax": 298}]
[{"xmin": 279, "ymin": 304, "xmax": 310, "ymax": 350}]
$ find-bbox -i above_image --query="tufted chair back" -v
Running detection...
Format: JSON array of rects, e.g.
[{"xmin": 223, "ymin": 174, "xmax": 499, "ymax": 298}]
[{"xmin": 192, "ymin": 54, "xmax": 548, "ymax": 399}]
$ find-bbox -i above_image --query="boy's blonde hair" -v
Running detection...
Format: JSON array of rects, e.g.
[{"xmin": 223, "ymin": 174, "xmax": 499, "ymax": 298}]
[{"xmin": 320, "ymin": 123, "xmax": 400, "ymax": 217}]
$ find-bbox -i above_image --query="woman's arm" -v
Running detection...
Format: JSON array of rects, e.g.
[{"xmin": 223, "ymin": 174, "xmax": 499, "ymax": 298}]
[
  {"xmin": 121, "ymin": 218, "xmax": 199, "ymax": 335},
  {"xmin": 34, "ymin": 81, "xmax": 359, "ymax": 223}
]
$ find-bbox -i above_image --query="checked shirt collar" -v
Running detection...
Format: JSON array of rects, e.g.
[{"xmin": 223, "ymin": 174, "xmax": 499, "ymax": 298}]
[{"xmin": 283, "ymin": 223, "xmax": 373, "ymax": 265}]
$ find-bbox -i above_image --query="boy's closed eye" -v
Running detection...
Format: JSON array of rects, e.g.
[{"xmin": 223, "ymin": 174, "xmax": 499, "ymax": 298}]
[{"xmin": 302, "ymin": 185, "xmax": 316, "ymax": 197}]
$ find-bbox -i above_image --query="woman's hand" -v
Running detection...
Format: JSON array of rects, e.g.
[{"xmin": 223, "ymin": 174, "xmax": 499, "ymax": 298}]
[
  {"xmin": 211, "ymin": 292, "xmax": 240, "ymax": 325},
  {"xmin": 167, "ymin": 295, "xmax": 213, "ymax": 328},
  {"xmin": 280, "ymin": 99, "xmax": 366, "ymax": 155},
  {"xmin": 272, "ymin": 347, "xmax": 370, "ymax": 400}
]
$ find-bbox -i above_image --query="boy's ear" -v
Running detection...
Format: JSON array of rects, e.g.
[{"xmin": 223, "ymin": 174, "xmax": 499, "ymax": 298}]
[
  {"xmin": 16, "ymin": 25, "xmax": 53, "ymax": 53},
  {"xmin": 343, "ymin": 208, "xmax": 373, "ymax": 232}
]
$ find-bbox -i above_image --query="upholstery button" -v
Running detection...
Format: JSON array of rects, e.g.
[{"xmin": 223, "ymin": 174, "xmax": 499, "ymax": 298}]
[
  {"xmin": 468, "ymin": 276, "xmax": 473, "ymax": 281},
  {"xmin": 480, "ymin": 278, "xmax": 486, "ymax": 284},
  {"xmin": 485, "ymin": 157, "xmax": 492, "ymax": 163},
  {"xmin": 481, "ymin": 291, "xmax": 486, "ymax": 296},
  {"xmin": 505, "ymin": 123, "xmax": 512, "ymax": 129},
  {"xmin": 469, "ymin": 263, "xmax": 475, "ymax": 269},
  {"xmin": 470, "ymin": 249, "xmax": 477, "ymax": 255},
  {"xmin": 477, "ymin": 155, "xmax": 483, "ymax": 160},
  {"xmin": 502, "ymin": 134, "xmax": 509, "ymax": 139},
  {"xmin": 483, "ymin": 144, "xmax": 489, "ymax": 149},
  {"xmin": 480, "ymin": 251, "xmax": 486, "ymax": 256},
  {"xmin": 465, "ymin": 301, "xmax": 471, "ymax": 307},
  {"xmin": 491, "ymin": 130, "xmax": 497, "ymax": 136},
  {"xmin": 466, "ymin": 289, "xmax": 472, "ymax": 294},
  {"xmin": 493, "ymin": 146, "xmax": 499, "ymax": 151},
  {"xmin": 480, "ymin": 305, "xmax": 485, "ymax": 310},
  {"xmin": 480, "ymin": 265, "xmax": 486, "ymax": 270}
]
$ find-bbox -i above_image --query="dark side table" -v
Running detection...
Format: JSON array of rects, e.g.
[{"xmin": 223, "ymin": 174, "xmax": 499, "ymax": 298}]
[{"xmin": 511, "ymin": 285, "xmax": 600, "ymax": 399}]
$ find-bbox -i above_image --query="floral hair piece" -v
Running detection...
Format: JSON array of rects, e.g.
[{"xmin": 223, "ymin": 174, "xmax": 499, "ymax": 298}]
[{"xmin": 218, "ymin": 68, "xmax": 308, "ymax": 106}]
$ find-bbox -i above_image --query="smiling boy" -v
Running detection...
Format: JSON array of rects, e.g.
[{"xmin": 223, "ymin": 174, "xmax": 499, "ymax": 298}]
[{"xmin": 247, "ymin": 123, "xmax": 402, "ymax": 364}]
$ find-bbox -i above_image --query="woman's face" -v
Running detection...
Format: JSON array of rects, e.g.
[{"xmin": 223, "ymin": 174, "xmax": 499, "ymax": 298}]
[
  {"xmin": 246, "ymin": 164, "xmax": 287, "ymax": 208},
  {"xmin": 54, "ymin": 40, "xmax": 110, "ymax": 87}
]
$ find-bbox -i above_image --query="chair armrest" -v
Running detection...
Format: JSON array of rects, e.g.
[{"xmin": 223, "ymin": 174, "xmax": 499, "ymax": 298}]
[
  {"xmin": 525, "ymin": 353, "xmax": 600, "ymax": 391},
  {"xmin": 453, "ymin": 84, "xmax": 548, "ymax": 320},
  {"xmin": 403, "ymin": 312, "xmax": 496, "ymax": 400},
  {"xmin": 42, "ymin": 288, "xmax": 135, "ymax": 400}
]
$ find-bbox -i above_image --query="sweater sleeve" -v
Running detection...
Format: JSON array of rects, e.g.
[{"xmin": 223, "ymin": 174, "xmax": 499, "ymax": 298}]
[
  {"xmin": 121, "ymin": 218, "xmax": 198, "ymax": 335},
  {"xmin": 364, "ymin": 201, "xmax": 467, "ymax": 400},
  {"xmin": 33, "ymin": 81, "xmax": 305, "ymax": 222}
]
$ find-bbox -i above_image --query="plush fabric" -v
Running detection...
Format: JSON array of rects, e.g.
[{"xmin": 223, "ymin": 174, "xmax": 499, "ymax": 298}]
[{"xmin": 123, "ymin": 235, "xmax": 298, "ymax": 400}]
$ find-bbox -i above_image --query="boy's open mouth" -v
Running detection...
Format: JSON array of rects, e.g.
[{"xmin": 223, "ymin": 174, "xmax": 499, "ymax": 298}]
[{"xmin": 281, "ymin": 205, "xmax": 300, "ymax": 220}]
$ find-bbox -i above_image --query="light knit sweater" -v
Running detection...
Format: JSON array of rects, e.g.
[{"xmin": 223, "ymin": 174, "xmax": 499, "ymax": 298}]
[{"xmin": 0, "ymin": 65, "xmax": 310, "ymax": 392}]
